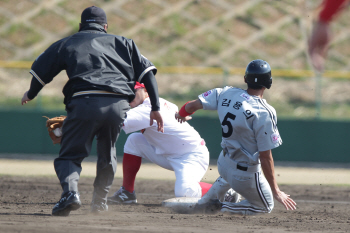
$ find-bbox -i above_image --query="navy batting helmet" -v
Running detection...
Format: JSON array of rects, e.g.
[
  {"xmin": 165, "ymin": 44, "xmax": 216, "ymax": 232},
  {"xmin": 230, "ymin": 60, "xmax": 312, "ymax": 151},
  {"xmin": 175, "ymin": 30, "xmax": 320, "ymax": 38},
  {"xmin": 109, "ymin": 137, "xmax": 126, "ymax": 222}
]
[{"xmin": 245, "ymin": 59, "xmax": 272, "ymax": 89}]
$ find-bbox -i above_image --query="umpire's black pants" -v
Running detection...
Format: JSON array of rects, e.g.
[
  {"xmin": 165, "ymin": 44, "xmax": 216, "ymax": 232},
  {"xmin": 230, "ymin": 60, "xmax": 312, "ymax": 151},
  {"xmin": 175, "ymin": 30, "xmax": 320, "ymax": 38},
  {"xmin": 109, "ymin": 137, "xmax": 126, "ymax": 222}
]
[{"xmin": 54, "ymin": 95, "xmax": 130, "ymax": 204}]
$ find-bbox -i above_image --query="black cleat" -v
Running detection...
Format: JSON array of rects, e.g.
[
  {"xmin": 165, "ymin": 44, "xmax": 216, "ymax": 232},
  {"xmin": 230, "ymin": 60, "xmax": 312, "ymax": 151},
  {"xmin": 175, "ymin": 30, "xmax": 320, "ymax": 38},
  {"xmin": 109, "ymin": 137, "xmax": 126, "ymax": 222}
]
[
  {"xmin": 107, "ymin": 186, "xmax": 137, "ymax": 204},
  {"xmin": 52, "ymin": 191, "xmax": 81, "ymax": 216}
]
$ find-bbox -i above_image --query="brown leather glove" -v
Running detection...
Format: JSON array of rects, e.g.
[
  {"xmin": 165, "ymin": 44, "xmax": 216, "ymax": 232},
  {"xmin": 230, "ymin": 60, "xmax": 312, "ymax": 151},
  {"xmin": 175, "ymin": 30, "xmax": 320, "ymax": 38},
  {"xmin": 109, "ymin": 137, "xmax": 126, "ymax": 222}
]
[{"xmin": 43, "ymin": 116, "xmax": 66, "ymax": 144}]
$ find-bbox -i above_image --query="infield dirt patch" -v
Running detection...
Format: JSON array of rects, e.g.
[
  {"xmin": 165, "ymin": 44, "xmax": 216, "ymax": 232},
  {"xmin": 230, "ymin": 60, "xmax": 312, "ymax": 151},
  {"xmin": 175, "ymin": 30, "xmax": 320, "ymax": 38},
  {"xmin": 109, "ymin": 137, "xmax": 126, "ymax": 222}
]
[
  {"xmin": 0, "ymin": 157, "xmax": 349, "ymax": 233},
  {"xmin": 0, "ymin": 176, "xmax": 349, "ymax": 233}
]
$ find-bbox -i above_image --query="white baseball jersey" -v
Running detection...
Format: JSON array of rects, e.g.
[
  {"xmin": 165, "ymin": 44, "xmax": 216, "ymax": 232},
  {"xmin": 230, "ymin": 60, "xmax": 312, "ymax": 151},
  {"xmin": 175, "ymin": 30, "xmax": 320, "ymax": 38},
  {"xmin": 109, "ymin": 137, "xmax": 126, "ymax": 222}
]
[
  {"xmin": 199, "ymin": 86, "xmax": 282, "ymax": 165},
  {"xmin": 123, "ymin": 97, "xmax": 204, "ymax": 156},
  {"xmin": 122, "ymin": 97, "xmax": 209, "ymax": 197}
]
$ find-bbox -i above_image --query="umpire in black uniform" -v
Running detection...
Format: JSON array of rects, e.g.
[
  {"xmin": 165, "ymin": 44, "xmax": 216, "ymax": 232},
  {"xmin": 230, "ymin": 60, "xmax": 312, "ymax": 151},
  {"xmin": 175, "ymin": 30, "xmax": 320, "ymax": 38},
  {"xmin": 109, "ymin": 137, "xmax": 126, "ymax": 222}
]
[{"xmin": 21, "ymin": 6, "xmax": 164, "ymax": 216}]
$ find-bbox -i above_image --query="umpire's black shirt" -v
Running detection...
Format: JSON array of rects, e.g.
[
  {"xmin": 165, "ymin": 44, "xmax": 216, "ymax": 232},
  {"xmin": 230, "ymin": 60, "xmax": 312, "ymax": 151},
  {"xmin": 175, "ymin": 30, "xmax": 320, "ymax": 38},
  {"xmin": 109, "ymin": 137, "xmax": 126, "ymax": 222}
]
[{"xmin": 27, "ymin": 23, "xmax": 157, "ymax": 105}]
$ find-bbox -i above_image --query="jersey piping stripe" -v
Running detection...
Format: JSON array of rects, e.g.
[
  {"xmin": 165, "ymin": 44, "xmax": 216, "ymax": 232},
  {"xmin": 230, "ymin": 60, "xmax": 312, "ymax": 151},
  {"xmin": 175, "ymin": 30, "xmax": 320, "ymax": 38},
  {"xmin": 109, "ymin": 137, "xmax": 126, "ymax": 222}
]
[
  {"xmin": 30, "ymin": 70, "xmax": 46, "ymax": 86},
  {"xmin": 241, "ymin": 147, "xmax": 251, "ymax": 157},
  {"xmin": 138, "ymin": 66, "xmax": 156, "ymax": 82},
  {"xmin": 221, "ymin": 204, "xmax": 267, "ymax": 213},
  {"xmin": 72, "ymin": 90, "xmax": 124, "ymax": 97},
  {"xmin": 255, "ymin": 172, "xmax": 271, "ymax": 212},
  {"xmin": 258, "ymin": 99, "xmax": 277, "ymax": 131}
]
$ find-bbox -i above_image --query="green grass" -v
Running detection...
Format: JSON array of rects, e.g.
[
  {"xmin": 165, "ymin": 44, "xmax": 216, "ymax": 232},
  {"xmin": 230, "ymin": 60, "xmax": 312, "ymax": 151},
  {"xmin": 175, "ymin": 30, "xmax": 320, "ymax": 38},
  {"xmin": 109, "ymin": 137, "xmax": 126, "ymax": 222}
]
[
  {"xmin": 271, "ymin": 101, "xmax": 350, "ymax": 121},
  {"xmin": 3, "ymin": 24, "xmax": 43, "ymax": 48},
  {"xmin": 1, "ymin": 96, "xmax": 65, "ymax": 111}
]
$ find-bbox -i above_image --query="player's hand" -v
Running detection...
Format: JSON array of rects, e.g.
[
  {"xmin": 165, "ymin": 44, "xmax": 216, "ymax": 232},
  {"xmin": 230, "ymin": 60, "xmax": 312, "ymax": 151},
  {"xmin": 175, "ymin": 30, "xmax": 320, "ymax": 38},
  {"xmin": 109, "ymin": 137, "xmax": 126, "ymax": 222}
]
[
  {"xmin": 150, "ymin": 111, "xmax": 164, "ymax": 133},
  {"xmin": 21, "ymin": 91, "xmax": 32, "ymax": 105},
  {"xmin": 175, "ymin": 112, "xmax": 192, "ymax": 123},
  {"xmin": 273, "ymin": 190, "xmax": 297, "ymax": 210},
  {"xmin": 308, "ymin": 21, "xmax": 331, "ymax": 73}
]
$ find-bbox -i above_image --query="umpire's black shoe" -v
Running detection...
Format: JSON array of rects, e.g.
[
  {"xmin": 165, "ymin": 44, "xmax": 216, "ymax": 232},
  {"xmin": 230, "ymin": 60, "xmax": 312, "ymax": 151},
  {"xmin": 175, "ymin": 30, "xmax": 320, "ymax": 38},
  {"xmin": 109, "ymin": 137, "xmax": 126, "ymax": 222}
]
[
  {"xmin": 192, "ymin": 199, "xmax": 222, "ymax": 214},
  {"xmin": 52, "ymin": 191, "xmax": 81, "ymax": 216}
]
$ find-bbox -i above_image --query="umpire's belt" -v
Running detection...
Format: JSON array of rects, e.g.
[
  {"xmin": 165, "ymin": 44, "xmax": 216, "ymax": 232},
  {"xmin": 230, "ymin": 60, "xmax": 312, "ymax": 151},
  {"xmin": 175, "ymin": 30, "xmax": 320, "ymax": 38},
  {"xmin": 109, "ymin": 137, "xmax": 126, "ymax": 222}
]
[
  {"xmin": 72, "ymin": 90, "xmax": 126, "ymax": 98},
  {"xmin": 222, "ymin": 150, "xmax": 260, "ymax": 173}
]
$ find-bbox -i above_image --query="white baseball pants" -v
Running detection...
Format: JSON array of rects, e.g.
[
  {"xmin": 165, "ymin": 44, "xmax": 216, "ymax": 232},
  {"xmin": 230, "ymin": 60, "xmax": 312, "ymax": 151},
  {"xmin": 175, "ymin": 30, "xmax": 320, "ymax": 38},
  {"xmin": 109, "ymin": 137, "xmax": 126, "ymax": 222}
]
[{"xmin": 124, "ymin": 133, "xmax": 209, "ymax": 198}]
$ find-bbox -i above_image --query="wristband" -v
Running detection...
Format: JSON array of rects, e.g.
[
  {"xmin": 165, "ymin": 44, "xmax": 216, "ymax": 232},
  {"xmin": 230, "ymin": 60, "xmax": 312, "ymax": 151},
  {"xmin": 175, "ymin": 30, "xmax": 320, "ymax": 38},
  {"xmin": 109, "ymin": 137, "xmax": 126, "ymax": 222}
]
[{"xmin": 179, "ymin": 101, "xmax": 194, "ymax": 117}]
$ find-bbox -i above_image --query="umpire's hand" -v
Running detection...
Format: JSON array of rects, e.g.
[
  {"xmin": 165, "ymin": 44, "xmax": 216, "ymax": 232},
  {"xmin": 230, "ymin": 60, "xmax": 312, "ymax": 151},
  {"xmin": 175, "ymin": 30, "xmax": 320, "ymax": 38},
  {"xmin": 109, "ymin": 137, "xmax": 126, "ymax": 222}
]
[
  {"xmin": 21, "ymin": 91, "xmax": 32, "ymax": 105},
  {"xmin": 150, "ymin": 111, "xmax": 164, "ymax": 133}
]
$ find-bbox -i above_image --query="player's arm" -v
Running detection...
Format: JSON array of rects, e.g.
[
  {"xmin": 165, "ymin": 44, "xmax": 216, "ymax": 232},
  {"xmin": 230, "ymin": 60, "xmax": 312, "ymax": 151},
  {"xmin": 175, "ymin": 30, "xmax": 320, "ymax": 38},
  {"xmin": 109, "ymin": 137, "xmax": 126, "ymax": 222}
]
[
  {"xmin": 308, "ymin": 0, "xmax": 347, "ymax": 72},
  {"xmin": 21, "ymin": 76, "xmax": 44, "ymax": 105},
  {"xmin": 259, "ymin": 150, "xmax": 297, "ymax": 210},
  {"xmin": 128, "ymin": 39, "xmax": 163, "ymax": 132},
  {"xmin": 122, "ymin": 85, "xmax": 165, "ymax": 134},
  {"xmin": 122, "ymin": 107, "xmax": 153, "ymax": 134},
  {"xmin": 176, "ymin": 88, "xmax": 220, "ymax": 122},
  {"xmin": 175, "ymin": 99, "xmax": 203, "ymax": 123},
  {"xmin": 184, "ymin": 99, "xmax": 203, "ymax": 113},
  {"xmin": 21, "ymin": 40, "xmax": 65, "ymax": 105},
  {"xmin": 319, "ymin": 0, "xmax": 347, "ymax": 23},
  {"xmin": 140, "ymin": 71, "xmax": 163, "ymax": 133}
]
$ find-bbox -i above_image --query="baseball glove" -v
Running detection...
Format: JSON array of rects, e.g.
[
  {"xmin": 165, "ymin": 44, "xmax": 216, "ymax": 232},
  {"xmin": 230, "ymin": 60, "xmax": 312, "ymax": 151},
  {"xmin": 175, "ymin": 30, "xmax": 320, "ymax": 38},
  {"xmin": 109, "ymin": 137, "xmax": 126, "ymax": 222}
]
[{"xmin": 43, "ymin": 115, "xmax": 66, "ymax": 144}]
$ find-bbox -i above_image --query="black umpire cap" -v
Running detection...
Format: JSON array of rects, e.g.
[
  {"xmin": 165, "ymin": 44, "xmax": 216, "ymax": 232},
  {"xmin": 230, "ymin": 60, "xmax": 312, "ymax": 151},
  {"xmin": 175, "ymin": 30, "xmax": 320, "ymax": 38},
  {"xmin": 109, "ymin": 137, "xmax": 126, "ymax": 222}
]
[{"xmin": 81, "ymin": 6, "xmax": 107, "ymax": 24}]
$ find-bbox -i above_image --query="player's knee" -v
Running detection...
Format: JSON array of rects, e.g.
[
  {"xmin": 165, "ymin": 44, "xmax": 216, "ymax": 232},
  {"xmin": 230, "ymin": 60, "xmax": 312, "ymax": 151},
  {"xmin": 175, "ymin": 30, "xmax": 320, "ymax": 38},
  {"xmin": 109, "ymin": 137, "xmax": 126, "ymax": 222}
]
[
  {"xmin": 267, "ymin": 199, "xmax": 274, "ymax": 213},
  {"xmin": 175, "ymin": 183, "xmax": 201, "ymax": 198},
  {"xmin": 123, "ymin": 133, "xmax": 140, "ymax": 150}
]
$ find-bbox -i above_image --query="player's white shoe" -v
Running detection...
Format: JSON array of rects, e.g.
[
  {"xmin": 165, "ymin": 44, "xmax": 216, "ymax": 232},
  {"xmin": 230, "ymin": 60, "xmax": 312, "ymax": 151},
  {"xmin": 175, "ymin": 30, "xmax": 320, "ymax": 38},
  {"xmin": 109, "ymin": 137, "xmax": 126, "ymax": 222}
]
[
  {"xmin": 224, "ymin": 188, "xmax": 242, "ymax": 203},
  {"xmin": 107, "ymin": 186, "xmax": 137, "ymax": 204}
]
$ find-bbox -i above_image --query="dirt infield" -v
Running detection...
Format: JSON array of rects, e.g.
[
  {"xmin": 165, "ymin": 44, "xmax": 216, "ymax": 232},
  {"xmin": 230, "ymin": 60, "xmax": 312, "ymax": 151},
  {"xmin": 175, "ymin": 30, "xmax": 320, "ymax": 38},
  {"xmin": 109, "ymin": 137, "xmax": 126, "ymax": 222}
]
[
  {"xmin": 0, "ymin": 158, "xmax": 349, "ymax": 233},
  {"xmin": 1, "ymin": 157, "xmax": 350, "ymax": 185}
]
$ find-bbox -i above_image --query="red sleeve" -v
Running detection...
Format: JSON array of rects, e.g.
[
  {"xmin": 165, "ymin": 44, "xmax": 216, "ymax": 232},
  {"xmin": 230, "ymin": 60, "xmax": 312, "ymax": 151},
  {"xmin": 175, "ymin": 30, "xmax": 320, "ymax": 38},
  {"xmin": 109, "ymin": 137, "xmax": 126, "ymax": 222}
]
[{"xmin": 319, "ymin": 0, "xmax": 347, "ymax": 23}]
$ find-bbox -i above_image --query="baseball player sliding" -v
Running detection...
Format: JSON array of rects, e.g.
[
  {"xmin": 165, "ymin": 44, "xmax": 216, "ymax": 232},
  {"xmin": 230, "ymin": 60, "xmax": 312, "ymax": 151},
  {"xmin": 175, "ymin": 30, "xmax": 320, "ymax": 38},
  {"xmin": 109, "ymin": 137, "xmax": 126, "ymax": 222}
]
[
  {"xmin": 107, "ymin": 82, "xmax": 214, "ymax": 203},
  {"xmin": 176, "ymin": 59, "xmax": 297, "ymax": 215}
]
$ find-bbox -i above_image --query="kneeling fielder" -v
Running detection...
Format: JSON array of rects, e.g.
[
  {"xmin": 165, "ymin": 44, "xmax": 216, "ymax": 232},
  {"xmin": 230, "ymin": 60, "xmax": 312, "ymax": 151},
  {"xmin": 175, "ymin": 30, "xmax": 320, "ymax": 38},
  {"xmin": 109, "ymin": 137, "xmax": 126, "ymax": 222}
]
[{"xmin": 108, "ymin": 82, "xmax": 213, "ymax": 203}]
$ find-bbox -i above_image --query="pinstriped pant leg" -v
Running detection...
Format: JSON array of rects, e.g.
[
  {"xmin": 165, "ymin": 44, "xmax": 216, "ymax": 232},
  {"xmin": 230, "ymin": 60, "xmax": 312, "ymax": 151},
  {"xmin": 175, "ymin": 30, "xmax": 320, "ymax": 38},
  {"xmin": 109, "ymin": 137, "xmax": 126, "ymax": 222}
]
[{"xmin": 218, "ymin": 153, "xmax": 274, "ymax": 215}]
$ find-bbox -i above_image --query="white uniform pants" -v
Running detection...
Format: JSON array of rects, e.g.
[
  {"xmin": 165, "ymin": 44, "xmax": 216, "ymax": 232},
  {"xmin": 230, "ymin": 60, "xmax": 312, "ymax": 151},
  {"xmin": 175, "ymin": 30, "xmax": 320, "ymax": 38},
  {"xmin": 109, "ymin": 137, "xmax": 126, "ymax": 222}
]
[{"xmin": 124, "ymin": 133, "xmax": 210, "ymax": 198}]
